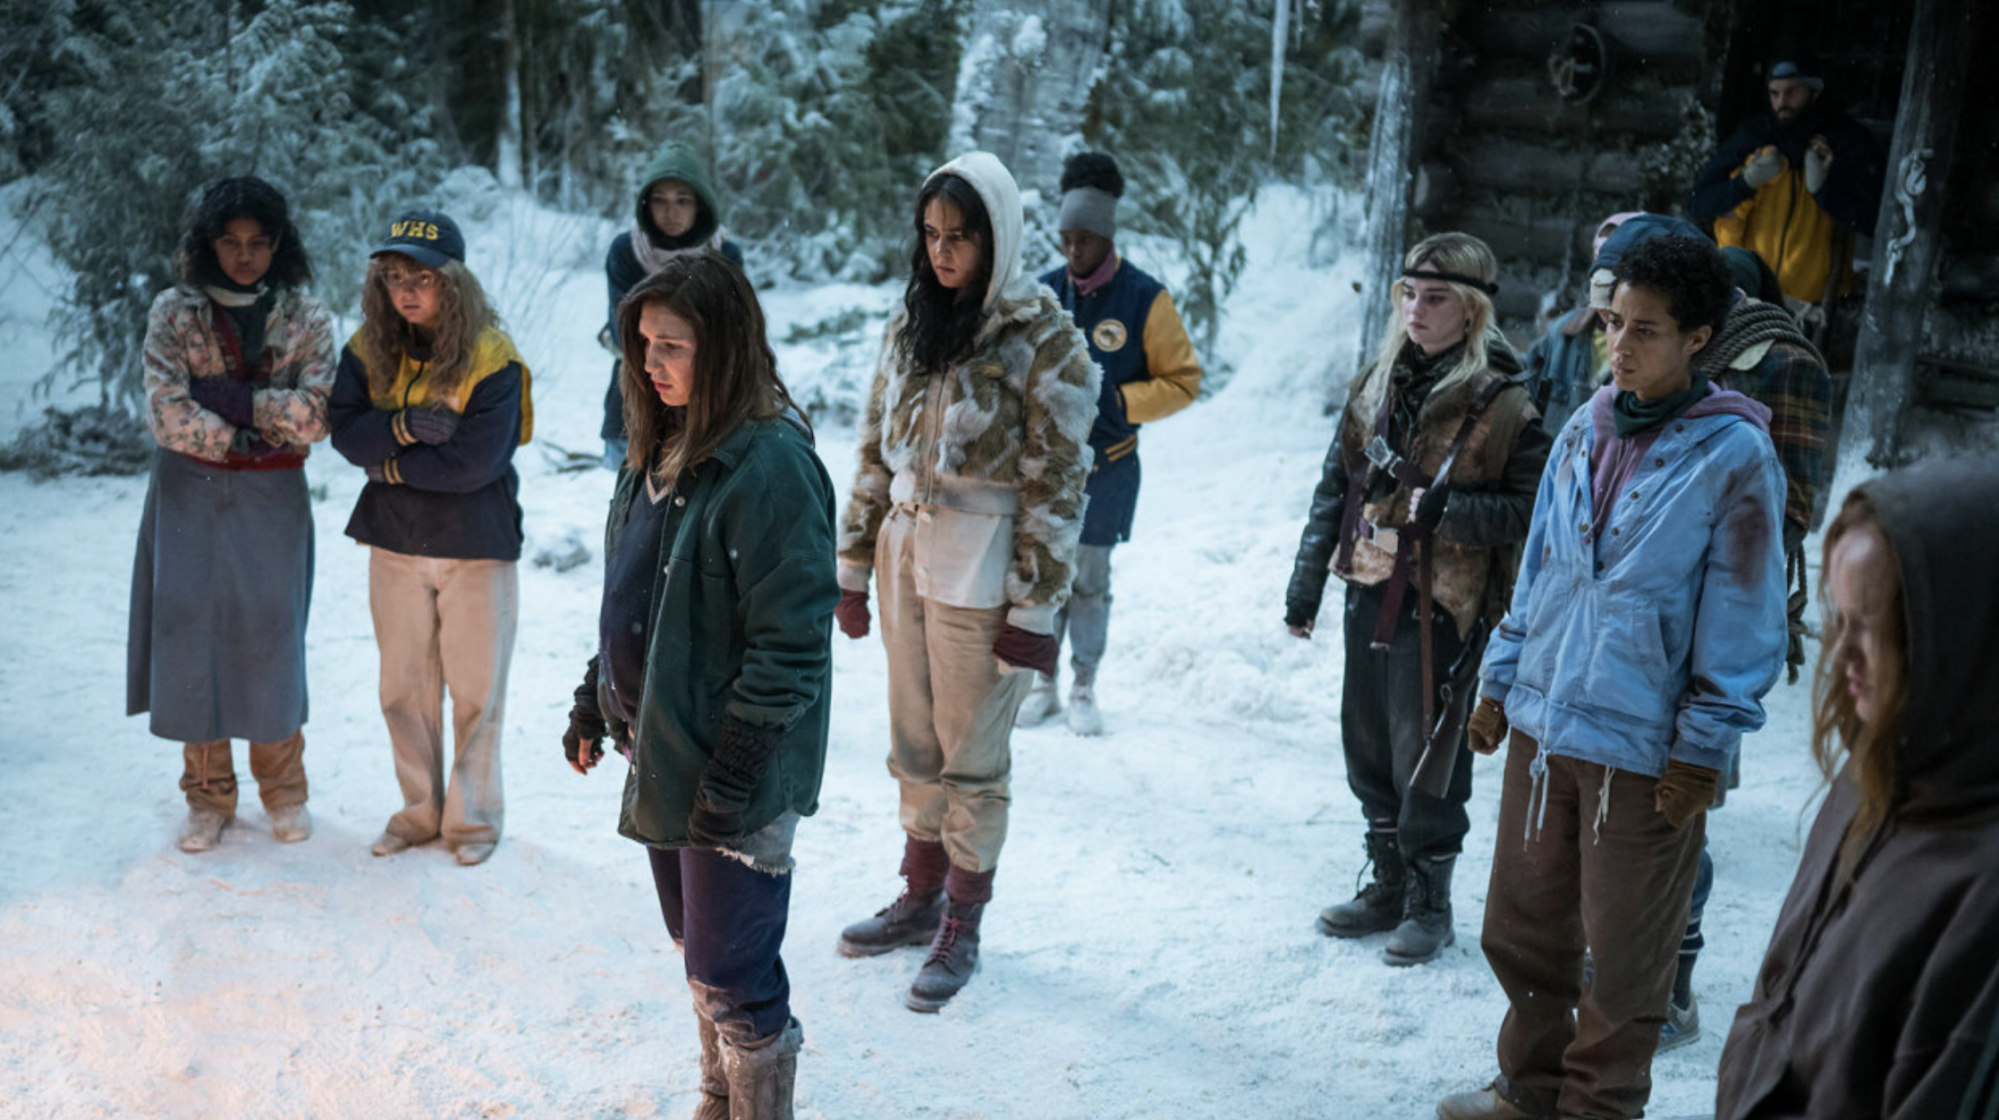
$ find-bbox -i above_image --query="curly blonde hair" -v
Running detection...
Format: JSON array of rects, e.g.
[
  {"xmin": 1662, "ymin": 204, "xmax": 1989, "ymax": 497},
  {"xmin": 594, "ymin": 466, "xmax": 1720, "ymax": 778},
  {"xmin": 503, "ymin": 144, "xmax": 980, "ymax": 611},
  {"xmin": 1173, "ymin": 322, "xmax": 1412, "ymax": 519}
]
[{"xmin": 358, "ymin": 255, "xmax": 500, "ymax": 399}]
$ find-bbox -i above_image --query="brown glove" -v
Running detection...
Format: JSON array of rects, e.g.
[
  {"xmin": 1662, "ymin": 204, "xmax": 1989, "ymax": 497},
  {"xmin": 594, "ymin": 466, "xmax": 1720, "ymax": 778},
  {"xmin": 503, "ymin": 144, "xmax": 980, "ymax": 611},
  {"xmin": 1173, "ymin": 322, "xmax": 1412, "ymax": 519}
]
[
  {"xmin": 1466, "ymin": 697, "xmax": 1508, "ymax": 755},
  {"xmin": 1654, "ymin": 760, "xmax": 1720, "ymax": 829}
]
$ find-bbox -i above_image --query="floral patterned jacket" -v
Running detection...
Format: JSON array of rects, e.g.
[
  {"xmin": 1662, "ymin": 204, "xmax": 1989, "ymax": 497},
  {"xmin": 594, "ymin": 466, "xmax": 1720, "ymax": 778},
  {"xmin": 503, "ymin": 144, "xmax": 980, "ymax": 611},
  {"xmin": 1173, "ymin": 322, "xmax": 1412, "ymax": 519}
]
[{"xmin": 142, "ymin": 284, "xmax": 337, "ymax": 462}]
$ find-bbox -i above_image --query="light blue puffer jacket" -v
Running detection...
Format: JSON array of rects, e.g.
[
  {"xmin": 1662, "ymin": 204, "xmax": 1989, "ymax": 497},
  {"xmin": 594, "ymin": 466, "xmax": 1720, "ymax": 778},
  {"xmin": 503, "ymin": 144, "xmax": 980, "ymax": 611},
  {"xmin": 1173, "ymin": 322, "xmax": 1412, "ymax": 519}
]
[{"xmin": 1480, "ymin": 391, "xmax": 1787, "ymax": 777}]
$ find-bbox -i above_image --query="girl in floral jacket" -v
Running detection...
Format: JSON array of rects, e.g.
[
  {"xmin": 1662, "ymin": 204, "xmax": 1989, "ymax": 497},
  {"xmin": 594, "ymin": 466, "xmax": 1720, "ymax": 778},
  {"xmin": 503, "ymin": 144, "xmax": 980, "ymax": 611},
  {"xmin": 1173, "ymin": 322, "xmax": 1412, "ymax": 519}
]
[{"xmin": 128, "ymin": 175, "xmax": 335, "ymax": 854}]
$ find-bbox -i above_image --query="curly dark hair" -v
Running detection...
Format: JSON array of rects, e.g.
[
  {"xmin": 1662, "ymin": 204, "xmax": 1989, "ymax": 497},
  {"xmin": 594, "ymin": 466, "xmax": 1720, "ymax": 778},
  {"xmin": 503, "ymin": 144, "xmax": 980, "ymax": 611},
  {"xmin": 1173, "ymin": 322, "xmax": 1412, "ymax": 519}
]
[
  {"xmin": 894, "ymin": 172, "xmax": 993, "ymax": 375},
  {"xmin": 176, "ymin": 175, "xmax": 313, "ymax": 289},
  {"xmin": 1060, "ymin": 151, "xmax": 1125, "ymax": 198},
  {"xmin": 1611, "ymin": 234, "xmax": 1732, "ymax": 340}
]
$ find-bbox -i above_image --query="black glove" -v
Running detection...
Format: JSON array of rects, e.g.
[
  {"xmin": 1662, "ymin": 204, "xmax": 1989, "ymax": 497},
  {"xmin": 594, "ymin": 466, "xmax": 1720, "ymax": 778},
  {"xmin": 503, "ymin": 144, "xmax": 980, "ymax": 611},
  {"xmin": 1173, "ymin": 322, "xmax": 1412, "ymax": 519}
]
[
  {"xmin": 1408, "ymin": 484, "xmax": 1451, "ymax": 535},
  {"xmin": 686, "ymin": 714, "xmax": 777, "ymax": 847},
  {"xmin": 365, "ymin": 459, "xmax": 397, "ymax": 485},
  {"xmin": 228, "ymin": 427, "xmax": 284, "ymax": 459},
  {"xmin": 563, "ymin": 656, "xmax": 607, "ymax": 766},
  {"xmin": 1284, "ymin": 599, "xmax": 1319, "ymax": 630},
  {"xmin": 403, "ymin": 406, "xmax": 459, "ymax": 445},
  {"xmin": 190, "ymin": 376, "xmax": 256, "ymax": 429}
]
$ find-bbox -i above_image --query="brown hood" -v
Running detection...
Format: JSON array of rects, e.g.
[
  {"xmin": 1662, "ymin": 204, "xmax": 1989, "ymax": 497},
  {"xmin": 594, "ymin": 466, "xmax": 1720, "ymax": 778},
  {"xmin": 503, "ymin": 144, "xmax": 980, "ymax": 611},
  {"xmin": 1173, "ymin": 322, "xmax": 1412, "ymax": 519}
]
[{"xmin": 1853, "ymin": 456, "xmax": 1999, "ymax": 822}]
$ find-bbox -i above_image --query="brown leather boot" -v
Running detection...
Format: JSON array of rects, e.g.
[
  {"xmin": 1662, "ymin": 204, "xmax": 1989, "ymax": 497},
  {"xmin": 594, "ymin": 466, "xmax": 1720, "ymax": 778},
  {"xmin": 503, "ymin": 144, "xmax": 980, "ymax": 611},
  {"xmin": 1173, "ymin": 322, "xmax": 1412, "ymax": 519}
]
[
  {"xmin": 905, "ymin": 865, "xmax": 993, "ymax": 1012},
  {"xmin": 693, "ymin": 1013, "xmax": 728, "ymax": 1120},
  {"xmin": 719, "ymin": 1017, "xmax": 801, "ymax": 1120},
  {"xmin": 837, "ymin": 836, "xmax": 947, "ymax": 958}
]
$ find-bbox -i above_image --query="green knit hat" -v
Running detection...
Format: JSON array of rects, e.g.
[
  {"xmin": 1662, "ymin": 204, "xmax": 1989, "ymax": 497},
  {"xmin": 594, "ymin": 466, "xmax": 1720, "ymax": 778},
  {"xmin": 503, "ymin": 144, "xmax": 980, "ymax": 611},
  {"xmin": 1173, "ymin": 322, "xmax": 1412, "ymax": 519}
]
[{"xmin": 635, "ymin": 141, "xmax": 723, "ymax": 246}]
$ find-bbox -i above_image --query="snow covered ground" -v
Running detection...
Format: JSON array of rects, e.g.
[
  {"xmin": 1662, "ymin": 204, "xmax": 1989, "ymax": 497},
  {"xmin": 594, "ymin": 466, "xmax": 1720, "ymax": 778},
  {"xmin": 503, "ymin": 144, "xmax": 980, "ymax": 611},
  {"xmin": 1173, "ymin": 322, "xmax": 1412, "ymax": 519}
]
[{"xmin": 0, "ymin": 184, "xmax": 1826, "ymax": 1119}]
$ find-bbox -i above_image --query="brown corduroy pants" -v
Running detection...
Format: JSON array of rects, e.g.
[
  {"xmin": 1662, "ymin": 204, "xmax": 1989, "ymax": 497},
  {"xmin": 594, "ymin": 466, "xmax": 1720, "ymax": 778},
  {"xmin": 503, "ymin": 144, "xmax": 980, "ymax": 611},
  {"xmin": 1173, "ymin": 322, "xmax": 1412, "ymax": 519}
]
[
  {"xmin": 180, "ymin": 732, "xmax": 307, "ymax": 816},
  {"xmin": 1483, "ymin": 731, "xmax": 1705, "ymax": 1120}
]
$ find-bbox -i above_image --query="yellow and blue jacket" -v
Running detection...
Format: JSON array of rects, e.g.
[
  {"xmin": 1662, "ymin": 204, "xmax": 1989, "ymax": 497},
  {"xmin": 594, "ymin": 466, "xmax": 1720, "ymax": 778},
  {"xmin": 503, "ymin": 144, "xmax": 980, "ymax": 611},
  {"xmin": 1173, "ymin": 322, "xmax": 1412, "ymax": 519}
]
[
  {"xmin": 328, "ymin": 327, "xmax": 534, "ymax": 560},
  {"xmin": 1039, "ymin": 256, "xmax": 1201, "ymax": 545}
]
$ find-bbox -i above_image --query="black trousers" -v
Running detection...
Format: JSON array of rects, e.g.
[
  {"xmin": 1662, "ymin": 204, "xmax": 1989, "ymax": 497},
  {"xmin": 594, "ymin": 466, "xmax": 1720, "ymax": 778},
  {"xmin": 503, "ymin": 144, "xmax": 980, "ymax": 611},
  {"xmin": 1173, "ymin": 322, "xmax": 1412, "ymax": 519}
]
[
  {"xmin": 1339, "ymin": 580, "xmax": 1479, "ymax": 862},
  {"xmin": 649, "ymin": 846, "xmax": 792, "ymax": 1045}
]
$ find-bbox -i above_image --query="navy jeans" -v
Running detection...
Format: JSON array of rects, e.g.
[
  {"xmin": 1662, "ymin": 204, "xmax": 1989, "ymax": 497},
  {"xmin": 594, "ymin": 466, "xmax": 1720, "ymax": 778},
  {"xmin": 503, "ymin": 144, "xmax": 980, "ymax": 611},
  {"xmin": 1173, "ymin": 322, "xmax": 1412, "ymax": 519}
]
[{"xmin": 648, "ymin": 845, "xmax": 792, "ymax": 1045}]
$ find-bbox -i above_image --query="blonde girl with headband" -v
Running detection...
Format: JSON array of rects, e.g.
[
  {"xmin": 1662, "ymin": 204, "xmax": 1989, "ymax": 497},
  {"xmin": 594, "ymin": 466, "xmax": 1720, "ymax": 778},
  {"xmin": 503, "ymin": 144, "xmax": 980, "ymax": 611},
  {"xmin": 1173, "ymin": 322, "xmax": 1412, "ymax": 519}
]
[{"xmin": 1285, "ymin": 231, "xmax": 1552, "ymax": 966}]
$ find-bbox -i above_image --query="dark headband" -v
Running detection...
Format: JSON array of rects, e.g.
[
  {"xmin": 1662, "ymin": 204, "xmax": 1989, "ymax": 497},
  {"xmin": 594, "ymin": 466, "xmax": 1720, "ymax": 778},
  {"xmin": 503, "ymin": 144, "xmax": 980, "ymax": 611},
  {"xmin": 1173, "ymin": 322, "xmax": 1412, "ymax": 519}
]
[{"xmin": 1402, "ymin": 267, "xmax": 1499, "ymax": 295}]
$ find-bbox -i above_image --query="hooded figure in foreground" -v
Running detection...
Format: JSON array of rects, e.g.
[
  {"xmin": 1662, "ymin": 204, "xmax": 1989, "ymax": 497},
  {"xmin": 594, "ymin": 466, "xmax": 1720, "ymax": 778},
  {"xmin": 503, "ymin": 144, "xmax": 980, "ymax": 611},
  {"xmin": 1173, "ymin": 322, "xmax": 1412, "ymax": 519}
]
[{"xmin": 1716, "ymin": 456, "xmax": 1999, "ymax": 1120}]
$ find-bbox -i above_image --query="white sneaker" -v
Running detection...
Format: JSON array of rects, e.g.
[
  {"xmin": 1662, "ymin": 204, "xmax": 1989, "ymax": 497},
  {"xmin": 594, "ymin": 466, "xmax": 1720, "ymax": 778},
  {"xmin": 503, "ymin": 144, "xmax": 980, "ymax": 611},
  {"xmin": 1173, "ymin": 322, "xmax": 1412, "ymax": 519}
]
[
  {"xmin": 179, "ymin": 810, "xmax": 230, "ymax": 853},
  {"xmin": 370, "ymin": 830, "xmax": 414, "ymax": 857},
  {"xmin": 455, "ymin": 842, "xmax": 497, "ymax": 867},
  {"xmin": 269, "ymin": 804, "xmax": 312, "ymax": 843},
  {"xmin": 1015, "ymin": 674, "xmax": 1060, "ymax": 727},
  {"xmin": 1066, "ymin": 684, "xmax": 1103, "ymax": 736},
  {"xmin": 1658, "ymin": 993, "xmax": 1701, "ymax": 1052}
]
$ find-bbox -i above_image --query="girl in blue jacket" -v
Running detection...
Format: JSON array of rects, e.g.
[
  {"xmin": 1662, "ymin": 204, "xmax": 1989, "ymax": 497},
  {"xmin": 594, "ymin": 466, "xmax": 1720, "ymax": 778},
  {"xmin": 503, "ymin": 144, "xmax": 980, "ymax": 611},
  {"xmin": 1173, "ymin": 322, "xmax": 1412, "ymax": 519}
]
[{"xmin": 1438, "ymin": 234, "xmax": 1786, "ymax": 1120}]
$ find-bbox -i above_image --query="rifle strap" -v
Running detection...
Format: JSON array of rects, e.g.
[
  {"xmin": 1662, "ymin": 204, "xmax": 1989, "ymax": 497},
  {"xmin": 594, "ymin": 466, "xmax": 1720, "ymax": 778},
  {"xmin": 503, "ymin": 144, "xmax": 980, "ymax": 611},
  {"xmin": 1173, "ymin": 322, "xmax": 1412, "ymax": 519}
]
[
  {"xmin": 1417, "ymin": 539, "xmax": 1437, "ymax": 739},
  {"xmin": 1366, "ymin": 376, "xmax": 1515, "ymax": 650}
]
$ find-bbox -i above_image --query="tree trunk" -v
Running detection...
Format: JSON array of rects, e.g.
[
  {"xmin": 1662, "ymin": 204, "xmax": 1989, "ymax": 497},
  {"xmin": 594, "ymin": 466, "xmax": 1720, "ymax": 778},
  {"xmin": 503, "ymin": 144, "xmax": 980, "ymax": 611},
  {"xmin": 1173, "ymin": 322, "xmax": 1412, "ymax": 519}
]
[
  {"xmin": 949, "ymin": 0, "xmax": 1115, "ymax": 205},
  {"xmin": 497, "ymin": 0, "xmax": 524, "ymax": 190},
  {"xmin": 1843, "ymin": 0, "xmax": 1976, "ymax": 469},
  {"xmin": 1353, "ymin": 0, "xmax": 1441, "ymax": 373}
]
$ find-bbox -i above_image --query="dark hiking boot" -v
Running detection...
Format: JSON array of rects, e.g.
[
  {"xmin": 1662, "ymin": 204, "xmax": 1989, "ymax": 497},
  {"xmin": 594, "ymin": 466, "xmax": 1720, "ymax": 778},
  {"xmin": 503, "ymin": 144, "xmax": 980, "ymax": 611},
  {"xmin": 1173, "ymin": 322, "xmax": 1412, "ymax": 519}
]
[
  {"xmin": 1317, "ymin": 830, "xmax": 1405, "ymax": 938},
  {"xmin": 906, "ymin": 901, "xmax": 983, "ymax": 1012},
  {"xmin": 693, "ymin": 1013, "xmax": 728, "ymax": 1120},
  {"xmin": 837, "ymin": 888, "xmax": 945, "ymax": 958},
  {"xmin": 837, "ymin": 837, "xmax": 948, "ymax": 957},
  {"xmin": 1384, "ymin": 854, "xmax": 1457, "ymax": 966},
  {"xmin": 719, "ymin": 1016, "xmax": 801, "ymax": 1120}
]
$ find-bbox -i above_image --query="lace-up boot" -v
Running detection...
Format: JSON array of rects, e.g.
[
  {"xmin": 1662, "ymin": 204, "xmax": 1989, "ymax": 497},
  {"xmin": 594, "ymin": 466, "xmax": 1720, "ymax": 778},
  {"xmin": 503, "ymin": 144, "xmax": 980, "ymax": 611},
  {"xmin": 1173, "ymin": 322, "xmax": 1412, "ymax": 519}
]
[{"xmin": 1317, "ymin": 829, "xmax": 1404, "ymax": 937}]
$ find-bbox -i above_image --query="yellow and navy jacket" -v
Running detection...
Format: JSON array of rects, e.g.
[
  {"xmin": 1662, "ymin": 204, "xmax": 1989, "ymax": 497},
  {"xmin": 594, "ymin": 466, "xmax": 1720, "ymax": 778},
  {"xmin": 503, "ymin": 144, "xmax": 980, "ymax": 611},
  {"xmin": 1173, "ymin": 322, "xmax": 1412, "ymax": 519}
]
[
  {"xmin": 329, "ymin": 327, "xmax": 534, "ymax": 560},
  {"xmin": 1686, "ymin": 110, "xmax": 1883, "ymax": 304},
  {"xmin": 1039, "ymin": 257, "xmax": 1201, "ymax": 544}
]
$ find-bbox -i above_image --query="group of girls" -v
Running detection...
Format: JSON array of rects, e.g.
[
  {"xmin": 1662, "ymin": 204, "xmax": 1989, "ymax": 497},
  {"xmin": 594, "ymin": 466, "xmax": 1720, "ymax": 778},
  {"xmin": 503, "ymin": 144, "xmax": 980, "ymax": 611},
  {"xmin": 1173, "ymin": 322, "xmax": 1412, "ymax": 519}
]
[
  {"xmin": 1291, "ymin": 223, "xmax": 1999, "ymax": 1120},
  {"xmin": 128, "ymin": 157, "xmax": 1999, "ymax": 1120},
  {"xmin": 132, "ymin": 178, "xmax": 527, "ymax": 869}
]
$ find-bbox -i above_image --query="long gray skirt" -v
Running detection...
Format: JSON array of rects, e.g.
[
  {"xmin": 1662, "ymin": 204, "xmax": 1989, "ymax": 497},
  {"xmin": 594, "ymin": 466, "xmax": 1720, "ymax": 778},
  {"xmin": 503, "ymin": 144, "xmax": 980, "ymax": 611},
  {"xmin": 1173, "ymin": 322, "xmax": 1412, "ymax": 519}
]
[{"xmin": 127, "ymin": 448, "xmax": 314, "ymax": 743}]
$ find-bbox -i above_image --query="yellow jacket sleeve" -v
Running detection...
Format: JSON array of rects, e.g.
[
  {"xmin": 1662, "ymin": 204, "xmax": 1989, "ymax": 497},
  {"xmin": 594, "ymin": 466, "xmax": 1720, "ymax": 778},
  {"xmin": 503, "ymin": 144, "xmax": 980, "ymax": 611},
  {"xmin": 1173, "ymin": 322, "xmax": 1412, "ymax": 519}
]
[{"xmin": 1121, "ymin": 289, "xmax": 1203, "ymax": 425}]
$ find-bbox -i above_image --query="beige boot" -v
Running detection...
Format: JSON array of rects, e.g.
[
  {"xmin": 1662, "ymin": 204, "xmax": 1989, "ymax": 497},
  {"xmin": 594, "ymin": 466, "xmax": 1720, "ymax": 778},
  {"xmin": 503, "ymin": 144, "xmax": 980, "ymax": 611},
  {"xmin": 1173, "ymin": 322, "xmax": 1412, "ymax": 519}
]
[
  {"xmin": 178, "ymin": 809, "xmax": 230, "ymax": 853},
  {"xmin": 689, "ymin": 1011, "xmax": 729, "ymax": 1120},
  {"xmin": 1436, "ymin": 1083, "xmax": 1542, "ymax": 1120},
  {"xmin": 720, "ymin": 1017, "xmax": 801, "ymax": 1120}
]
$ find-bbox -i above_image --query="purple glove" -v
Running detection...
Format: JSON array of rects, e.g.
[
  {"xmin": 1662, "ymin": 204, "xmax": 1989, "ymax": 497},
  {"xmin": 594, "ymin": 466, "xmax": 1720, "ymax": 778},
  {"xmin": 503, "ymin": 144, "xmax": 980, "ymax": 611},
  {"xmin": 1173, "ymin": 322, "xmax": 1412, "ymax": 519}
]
[
  {"xmin": 189, "ymin": 376, "xmax": 255, "ymax": 429},
  {"xmin": 228, "ymin": 428, "xmax": 285, "ymax": 460},
  {"xmin": 365, "ymin": 460, "xmax": 395, "ymax": 485},
  {"xmin": 835, "ymin": 590, "xmax": 871, "ymax": 639},
  {"xmin": 993, "ymin": 624, "xmax": 1059, "ymax": 677}
]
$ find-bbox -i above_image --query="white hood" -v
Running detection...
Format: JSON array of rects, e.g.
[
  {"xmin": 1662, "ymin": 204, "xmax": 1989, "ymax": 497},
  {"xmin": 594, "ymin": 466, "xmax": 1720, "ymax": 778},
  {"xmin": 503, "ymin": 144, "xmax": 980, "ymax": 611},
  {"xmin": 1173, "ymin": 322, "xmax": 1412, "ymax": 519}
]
[{"xmin": 925, "ymin": 151, "xmax": 1038, "ymax": 311}]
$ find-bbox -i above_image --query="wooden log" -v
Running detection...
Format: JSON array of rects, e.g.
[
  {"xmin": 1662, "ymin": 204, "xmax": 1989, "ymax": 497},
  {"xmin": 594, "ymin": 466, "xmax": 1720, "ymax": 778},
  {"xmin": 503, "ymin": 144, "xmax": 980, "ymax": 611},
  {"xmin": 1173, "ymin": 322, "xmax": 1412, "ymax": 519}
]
[
  {"xmin": 1450, "ymin": 135, "xmax": 1648, "ymax": 197},
  {"xmin": 1846, "ymin": 0, "xmax": 1979, "ymax": 465},
  {"xmin": 1460, "ymin": 75, "xmax": 1695, "ymax": 141},
  {"xmin": 1459, "ymin": 1, "xmax": 1705, "ymax": 64},
  {"xmin": 1448, "ymin": 205, "xmax": 1590, "ymax": 266}
]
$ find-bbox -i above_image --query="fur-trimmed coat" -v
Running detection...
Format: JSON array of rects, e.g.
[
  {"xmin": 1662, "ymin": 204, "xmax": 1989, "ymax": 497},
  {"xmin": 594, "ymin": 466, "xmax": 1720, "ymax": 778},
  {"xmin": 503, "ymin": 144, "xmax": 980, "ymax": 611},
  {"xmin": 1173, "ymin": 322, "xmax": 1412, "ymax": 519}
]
[
  {"xmin": 142, "ymin": 284, "xmax": 336, "ymax": 462},
  {"xmin": 837, "ymin": 282, "xmax": 1101, "ymax": 633},
  {"xmin": 1288, "ymin": 344, "xmax": 1550, "ymax": 640}
]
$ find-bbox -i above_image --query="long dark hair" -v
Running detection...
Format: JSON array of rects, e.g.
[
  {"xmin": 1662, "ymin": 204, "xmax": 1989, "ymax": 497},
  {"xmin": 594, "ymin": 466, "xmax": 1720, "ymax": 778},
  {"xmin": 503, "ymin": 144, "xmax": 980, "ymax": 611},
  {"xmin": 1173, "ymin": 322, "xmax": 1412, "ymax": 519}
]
[
  {"xmin": 617, "ymin": 250, "xmax": 804, "ymax": 478},
  {"xmin": 894, "ymin": 172, "xmax": 993, "ymax": 374},
  {"xmin": 175, "ymin": 175, "xmax": 313, "ymax": 289}
]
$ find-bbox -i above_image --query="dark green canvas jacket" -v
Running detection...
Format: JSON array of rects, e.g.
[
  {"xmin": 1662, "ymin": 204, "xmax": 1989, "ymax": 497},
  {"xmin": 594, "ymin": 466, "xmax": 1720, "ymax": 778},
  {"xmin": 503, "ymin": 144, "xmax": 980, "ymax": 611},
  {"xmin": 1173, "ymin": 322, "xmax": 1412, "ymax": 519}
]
[{"xmin": 606, "ymin": 417, "xmax": 839, "ymax": 849}]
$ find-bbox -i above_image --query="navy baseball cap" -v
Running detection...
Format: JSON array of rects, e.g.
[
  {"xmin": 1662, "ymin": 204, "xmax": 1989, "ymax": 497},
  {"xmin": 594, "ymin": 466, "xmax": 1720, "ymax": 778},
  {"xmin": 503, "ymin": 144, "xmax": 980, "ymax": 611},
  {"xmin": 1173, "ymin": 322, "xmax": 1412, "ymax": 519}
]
[{"xmin": 371, "ymin": 209, "xmax": 465, "ymax": 269}]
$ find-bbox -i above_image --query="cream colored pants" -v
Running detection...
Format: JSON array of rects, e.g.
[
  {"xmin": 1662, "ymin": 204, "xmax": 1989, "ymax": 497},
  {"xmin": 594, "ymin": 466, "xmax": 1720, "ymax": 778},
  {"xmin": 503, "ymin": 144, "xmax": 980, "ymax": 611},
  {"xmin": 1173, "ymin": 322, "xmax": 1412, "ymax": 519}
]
[
  {"xmin": 877, "ymin": 509, "xmax": 1034, "ymax": 873},
  {"xmin": 368, "ymin": 548, "xmax": 517, "ymax": 849}
]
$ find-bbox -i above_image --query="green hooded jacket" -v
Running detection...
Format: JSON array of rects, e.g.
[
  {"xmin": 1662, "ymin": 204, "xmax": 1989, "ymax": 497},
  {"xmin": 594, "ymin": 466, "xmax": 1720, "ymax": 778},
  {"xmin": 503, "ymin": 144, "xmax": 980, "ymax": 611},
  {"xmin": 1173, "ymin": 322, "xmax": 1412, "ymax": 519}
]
[
  {"xmin": 605, "ymin": 416, "xmax": 839, "ymax": 849},
  {"xmin": 635, "ymin": 141, "xmax": 724, "ymax": 246}
]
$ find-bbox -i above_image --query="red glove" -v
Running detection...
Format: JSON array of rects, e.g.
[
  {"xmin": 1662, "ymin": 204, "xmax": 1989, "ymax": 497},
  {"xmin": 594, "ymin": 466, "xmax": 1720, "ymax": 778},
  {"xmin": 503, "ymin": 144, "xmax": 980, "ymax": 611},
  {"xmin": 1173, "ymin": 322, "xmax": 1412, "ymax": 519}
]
[
  {"xmin": 993, "ymin": 624, "xmax": 1059, "ymax": 677},
  {"xmin": 835, "ymin": 590, "xmax": 871, "ymax": 639}
]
